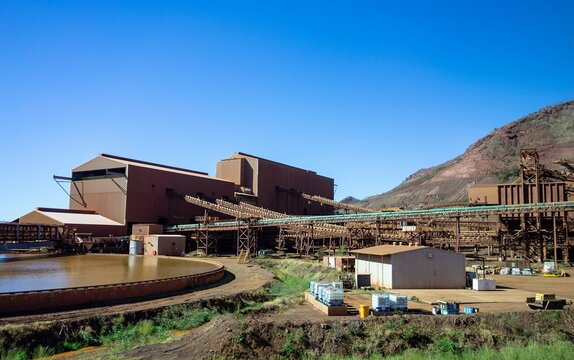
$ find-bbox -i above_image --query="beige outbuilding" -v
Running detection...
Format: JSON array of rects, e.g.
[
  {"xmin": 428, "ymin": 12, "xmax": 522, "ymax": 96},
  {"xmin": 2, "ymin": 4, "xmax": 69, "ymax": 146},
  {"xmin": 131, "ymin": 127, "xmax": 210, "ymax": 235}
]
[
  {"xmin": 351, "ymin": 245, "xmax": 466, "ymax": 289},
  {"xmin": 144, "ymin": 234, "xmax": 186, "ymax": 256},
  {"xmin": 18, "ymin": 207, "xmax": 125, "ymax": 236}
]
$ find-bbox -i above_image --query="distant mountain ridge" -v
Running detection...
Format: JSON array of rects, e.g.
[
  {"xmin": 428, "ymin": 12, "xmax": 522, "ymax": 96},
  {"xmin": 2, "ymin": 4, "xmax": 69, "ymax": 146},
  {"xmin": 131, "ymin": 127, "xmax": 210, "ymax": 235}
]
[
  {"xmin": 339, "ymin": 196, "xmax": 361, "ymax": 204},
  {"xmin": 346, "ymin": 100, "xmax": 574, "ymax": 210}
]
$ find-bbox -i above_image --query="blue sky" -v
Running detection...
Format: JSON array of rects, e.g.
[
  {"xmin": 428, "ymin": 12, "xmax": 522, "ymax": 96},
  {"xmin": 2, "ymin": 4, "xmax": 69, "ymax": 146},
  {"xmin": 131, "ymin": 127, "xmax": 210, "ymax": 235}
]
[{"xmin": 1, "ymin": 1, "xmax": 573, "ymax": 221}]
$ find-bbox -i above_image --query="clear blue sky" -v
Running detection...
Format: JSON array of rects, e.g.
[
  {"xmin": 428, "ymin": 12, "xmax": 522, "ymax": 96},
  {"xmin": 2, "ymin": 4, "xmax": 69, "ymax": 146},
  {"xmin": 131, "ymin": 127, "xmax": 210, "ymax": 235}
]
[{"xmin": 1, "ymin": 1, "xmax": 573, "ymax": 221}]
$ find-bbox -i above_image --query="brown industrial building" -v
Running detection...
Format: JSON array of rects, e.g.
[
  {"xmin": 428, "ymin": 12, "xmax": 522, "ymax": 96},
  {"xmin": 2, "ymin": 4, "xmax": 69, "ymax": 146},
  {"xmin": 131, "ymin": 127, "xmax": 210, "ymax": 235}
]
[
  {"xmin": 468, "ymin": 182, "xmax": 571, "ymax": 206},
  {"xmin": 351, "ymin": 245, "xmax": 466, "ymax": 289},
  {"xmin": 468, "ymin": 149, "xmax": 573, "ymax": 208},
  {"xmin": 7, "ymin": 152, "xmax": 337, "ymax": 249},
  {"xmin": 67, "ymin": 152, "xmax": 334, "ymax": 234},
  {"xmin": 68, "ymin": 154, "xmax": 236, "ymax": 232},
  {"xmin": 216, "ymin": 152, "xmax": 334, "ymax": 215},
  {"xmin": 468, "ymin": 180, "xmax": 573, "ymax": 262}
]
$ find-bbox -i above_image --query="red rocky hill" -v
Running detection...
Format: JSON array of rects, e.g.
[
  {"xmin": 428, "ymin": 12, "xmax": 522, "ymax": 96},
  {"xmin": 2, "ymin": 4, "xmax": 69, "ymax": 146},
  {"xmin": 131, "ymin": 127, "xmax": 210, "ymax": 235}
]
[{"xmin": 350, "ymin": 100, "xmax": 574, "ymax": 210}]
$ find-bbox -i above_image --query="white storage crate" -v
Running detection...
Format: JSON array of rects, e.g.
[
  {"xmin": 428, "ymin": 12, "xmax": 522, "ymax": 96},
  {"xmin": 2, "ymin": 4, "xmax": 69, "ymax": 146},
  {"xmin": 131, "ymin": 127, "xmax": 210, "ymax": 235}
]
[
  {"xmin": 543, "ymin": 262, "xmax": 556, "ymax": 273},
  {"xmin": 323, "ymin": 287, "xmax": 344, "ymax": 305},
  {"xmin": 331, "ymin": 281, "xmax": 344, "ymax": 290},
  {"xmin": 312, "ymin": 281, "xmax": 330, "ymax": 296},
  {"xmin": 389, "ymin": 294, "xmax": 408, "ymax": 310},
  {"xmin": 372, "ymin": 294, "xmax": 391, "ymax": 310},
  {"xmin": 315, "ymin": 283, "xmax": 331, "ymax": 300},
  {"xmin": 472, "ymin": 278, "xmax": 496, "ymax": 291},
  {"xmin": 310, "ymin": 281, "xmax": 316, "ymax": 294}
]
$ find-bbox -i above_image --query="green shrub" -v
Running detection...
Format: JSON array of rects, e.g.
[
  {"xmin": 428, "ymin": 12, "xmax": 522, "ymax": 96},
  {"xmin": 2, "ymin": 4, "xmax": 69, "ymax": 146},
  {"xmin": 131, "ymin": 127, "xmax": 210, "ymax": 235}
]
[
  {"xmin": 433, "ymin": 337, "xmax": 462, "ymax": 354},
  {"xmin": 282, "ymin": 331, "xmax": 295, "ymax": 355},
  {"xmin": 31, "ymin": 345, "xmax": 54, "ymax": 359},
  {"xmin": 346, "ymin": 321, "xmax": 365, "ymax": 337},
  {"xmin": 0, "ymin": 348, "xmax": 28, "ymax": 360},
  {"xmin": 293, "ymin": 328, "xmax": 305, "ymax": 344},
  {"xmin": 492, "ymin": 167, "xmax": 519, "ymax": 183},
  {"xmin": 100, "ymin": 319, "xmax": 170, "ymax": 352}
]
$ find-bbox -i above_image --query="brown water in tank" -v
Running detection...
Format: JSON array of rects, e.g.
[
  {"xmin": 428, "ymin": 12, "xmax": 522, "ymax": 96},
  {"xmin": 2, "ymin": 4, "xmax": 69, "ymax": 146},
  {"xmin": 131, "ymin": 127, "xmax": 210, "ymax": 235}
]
[{"xmin": 0, "ymin": 254, "xmax": 219, "ymax": 293}]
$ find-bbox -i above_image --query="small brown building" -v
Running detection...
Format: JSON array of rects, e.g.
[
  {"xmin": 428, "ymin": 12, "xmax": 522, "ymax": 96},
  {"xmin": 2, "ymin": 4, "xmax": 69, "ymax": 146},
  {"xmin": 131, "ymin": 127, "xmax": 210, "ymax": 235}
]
[
  {"xmin": 68, "ymin": 154, "xmax": 236, "ymax": 233},
  {"xmin": 216, "ymin": 152, "xmax": 334, "ymax": 215},
  {"xmin": 323, "ymin": 255, "xmax": 355, "ymax": 271}
]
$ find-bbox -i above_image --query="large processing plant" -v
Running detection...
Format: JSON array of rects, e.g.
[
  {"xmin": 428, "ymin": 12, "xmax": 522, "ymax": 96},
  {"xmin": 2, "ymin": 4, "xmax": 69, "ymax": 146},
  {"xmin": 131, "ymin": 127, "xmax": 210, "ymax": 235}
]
[{"xmin": 1, "ymin": 150, "xmax": 573, "ymax": 263}]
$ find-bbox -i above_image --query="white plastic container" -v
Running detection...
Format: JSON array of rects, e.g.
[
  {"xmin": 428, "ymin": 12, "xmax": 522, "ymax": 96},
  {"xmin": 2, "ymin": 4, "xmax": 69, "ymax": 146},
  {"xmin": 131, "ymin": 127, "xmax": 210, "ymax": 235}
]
[
  {"xmin": 316, "ymin": 283, "xmax": 331, "ymax": 301},
  {"xmin": 331, "ymin": 281, "xmax": 344, "ymax": 290},
  {"xmin": 389, "ymin": 294, "xmax": 408, "ymax": 310},
  {"xmin": 543, "ymin": 262, "xmax": 556, "ymax": 273},
  {"xmin": 323, "ymin": 287, "xmax": 344, "ymax": 305},
  {"xmin": 312, "ymin": 281, "xmax": 330, "ymax": 296},
  {"xmin": 372, "ymin": 294, "xmax": 390, "ymax": 310}
]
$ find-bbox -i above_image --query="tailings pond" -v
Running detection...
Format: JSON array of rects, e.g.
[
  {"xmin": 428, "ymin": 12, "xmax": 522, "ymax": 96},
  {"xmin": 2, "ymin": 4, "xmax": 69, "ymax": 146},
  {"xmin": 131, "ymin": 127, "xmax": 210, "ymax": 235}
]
[{"xmin": 0, "ymin": 254, "xmax": 219, "ymax": 293}]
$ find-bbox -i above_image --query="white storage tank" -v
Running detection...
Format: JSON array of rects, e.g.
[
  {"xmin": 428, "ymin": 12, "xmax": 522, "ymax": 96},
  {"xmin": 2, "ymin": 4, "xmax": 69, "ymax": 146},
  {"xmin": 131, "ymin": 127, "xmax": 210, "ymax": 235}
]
[{"xmin": 129, "ymin": 239, "xmax": 144, "ymax": 255}]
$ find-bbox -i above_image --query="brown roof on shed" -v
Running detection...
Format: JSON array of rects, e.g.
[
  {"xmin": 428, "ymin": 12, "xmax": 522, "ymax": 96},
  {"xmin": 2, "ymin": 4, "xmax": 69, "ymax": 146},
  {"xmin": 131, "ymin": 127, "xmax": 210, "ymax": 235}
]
[
  {"xmin": 92, "ymin": 154, "xmax": 232, "ymax": 183},
  {"xmin": 101, "ymin": 153, "xmax": 208, "ymax": 176},
  {"xmin": 350, "ymin": 245, "xmax": 429, "ymax": 256}
]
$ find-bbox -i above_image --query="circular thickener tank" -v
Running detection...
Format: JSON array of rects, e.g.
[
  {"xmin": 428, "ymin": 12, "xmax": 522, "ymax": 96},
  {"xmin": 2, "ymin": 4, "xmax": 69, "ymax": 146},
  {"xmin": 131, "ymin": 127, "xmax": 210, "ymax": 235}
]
[{"xmin": 0, "ymin": 254, "xmax": 225, "ymax": 314}]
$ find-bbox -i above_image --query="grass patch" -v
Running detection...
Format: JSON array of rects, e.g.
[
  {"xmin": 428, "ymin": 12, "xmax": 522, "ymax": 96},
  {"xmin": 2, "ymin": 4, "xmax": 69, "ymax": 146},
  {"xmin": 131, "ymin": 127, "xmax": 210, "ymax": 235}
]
[
  {"xmin": 0, "ymin": 348, "xmax": 28, "ymax": 360},
  {"xmin": 156, "ymin": 306, "xmax": 218, "ymax": 331},
  {"xmin": 257, "ymin": 259, "xmax": 339, "ymax": 306},
  {"xmin": 226, "ymin": 258, "xmax": 342, "ymax": 314},
  {"xmin": 282, "ymin": 331, "xmax": 295, "ymax": 355},
  {"xmin": 0, "ymin": 306, "xmax": 224, "ymax": 359},
  {"xmin": 0, "ymin": 345, "xmax": 54, "ymax": 360},
  {"xmin": 348, "ymin": 288, "xmax": 378, "ymax": 295},
  {"xmin": 100, "ymin": 319, "xmax": 171, "ymax": 352},
  {"xmin": 98, "ymin": 306, "xmax": 221, "ymax": 353},
  {"xmin": 314, "ymin": 340, "xmax": 574, "ymax": 360}
]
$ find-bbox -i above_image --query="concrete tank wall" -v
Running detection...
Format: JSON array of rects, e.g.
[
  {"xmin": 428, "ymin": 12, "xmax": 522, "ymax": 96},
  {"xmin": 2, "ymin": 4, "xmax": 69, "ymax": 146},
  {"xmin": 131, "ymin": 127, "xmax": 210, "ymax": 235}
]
[{"xmin": 0, "ymin": 258, "xmax": 224, "ymax": 315}]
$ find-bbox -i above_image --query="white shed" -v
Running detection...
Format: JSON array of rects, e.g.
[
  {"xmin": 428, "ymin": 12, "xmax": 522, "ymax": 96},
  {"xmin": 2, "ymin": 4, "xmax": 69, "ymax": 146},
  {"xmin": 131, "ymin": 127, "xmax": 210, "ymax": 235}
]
[{"xmin": 351, "ymin": 245, "xmax": 465, "ymax": 289}]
